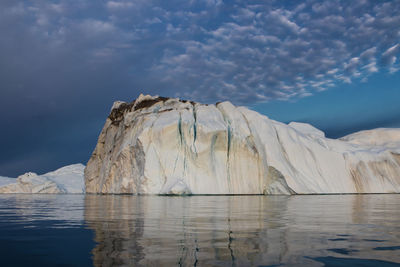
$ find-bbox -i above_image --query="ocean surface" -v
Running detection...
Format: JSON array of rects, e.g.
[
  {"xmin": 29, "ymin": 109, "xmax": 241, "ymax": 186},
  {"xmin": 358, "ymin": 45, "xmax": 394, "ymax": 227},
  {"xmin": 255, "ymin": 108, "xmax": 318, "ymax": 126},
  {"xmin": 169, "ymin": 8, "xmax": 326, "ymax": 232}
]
[{"xmin": 0, "ymin": 194, "xmax": 400, "ymax": 266}]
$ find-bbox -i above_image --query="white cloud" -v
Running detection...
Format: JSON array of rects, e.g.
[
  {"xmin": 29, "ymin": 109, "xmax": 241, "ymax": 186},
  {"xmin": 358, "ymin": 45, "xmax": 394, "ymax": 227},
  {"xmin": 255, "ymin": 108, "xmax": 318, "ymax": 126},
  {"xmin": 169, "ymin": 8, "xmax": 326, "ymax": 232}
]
[
  {"xmin": 145, "ymin": 17, "xmax": 161, "ymax": 24},
  {"xmin": 270, "ymin": 9, "xmax": 301, "ymax": 33},
  {"xmin": 383, "ymin": 44, "xmax": 399, "ymax": 57},
  {"xmin": 80, "ymin": 19, "xmax": 115, "ymax": 34},
  {"xmin": 360, "ymin": 47, "xmax": 377, "ymax": 61},
  {"xmin": 327, "ymin": 68, "xmax": 339, "ymax": 75},
  {"xmin": 50, "ymin": 4, "xmax": 64, "ymax": 13},
  {"xmin": 106, "ymin": 1, "xmax": 133, "ymax": 10},
  {"xmin": 363, "ymin": 62, "xmax": 379, "ymax": 73}
]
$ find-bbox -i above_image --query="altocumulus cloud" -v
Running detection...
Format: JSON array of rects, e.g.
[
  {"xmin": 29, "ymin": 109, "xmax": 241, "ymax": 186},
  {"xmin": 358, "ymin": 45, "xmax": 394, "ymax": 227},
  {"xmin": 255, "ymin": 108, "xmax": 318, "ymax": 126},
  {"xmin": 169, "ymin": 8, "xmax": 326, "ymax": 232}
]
[
  {"xmin": 1, "ymin": 0, "xmax": 399, "ymax": 104},
  {"xmin": 0, "ymin": 0, "xmax": 400, "ymax": 176}
]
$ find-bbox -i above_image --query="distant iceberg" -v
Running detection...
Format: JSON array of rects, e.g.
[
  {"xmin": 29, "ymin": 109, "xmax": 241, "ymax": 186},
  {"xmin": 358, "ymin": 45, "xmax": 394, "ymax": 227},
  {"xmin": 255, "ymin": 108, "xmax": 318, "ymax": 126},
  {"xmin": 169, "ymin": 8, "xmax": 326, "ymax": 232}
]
[{"xmin": 0, "ymin": 164, "xmax": 85, "ymax": 194}]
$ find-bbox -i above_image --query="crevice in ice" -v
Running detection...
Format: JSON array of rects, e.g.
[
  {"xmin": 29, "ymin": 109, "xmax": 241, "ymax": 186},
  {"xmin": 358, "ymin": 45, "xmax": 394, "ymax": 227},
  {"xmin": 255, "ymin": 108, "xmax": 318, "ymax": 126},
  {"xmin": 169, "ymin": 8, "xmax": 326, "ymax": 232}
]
[
  {"xmin": 226, "ymin": 124, "xmax": 232, "ymax": 192},
  {"xmin": 173, "ymin": 115, "xmax": 182, "ymax": 174},
  {"xmin": 210, "ymin": 134, "xmax": 218, "ymax": 175},
  {"xmin": 227, "ymin": 124, "xmax": 232, "ymax": 158},
  {"xmin": 178, "ymin": 113, "xmax": 183, "ymax": 145},
  {"xmin": 192, "ymin": 105, "xmax": 198, "ymax": 155},
  {"xmin": 183, "ymin": 148, "xmax": 187, "ymax": 177}
]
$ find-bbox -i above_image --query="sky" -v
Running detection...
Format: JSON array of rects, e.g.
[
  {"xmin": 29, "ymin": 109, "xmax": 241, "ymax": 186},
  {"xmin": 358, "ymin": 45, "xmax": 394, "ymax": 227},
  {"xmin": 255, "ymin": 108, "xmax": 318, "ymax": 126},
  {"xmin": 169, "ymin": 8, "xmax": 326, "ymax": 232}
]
[{"xmin": 0, "ymin": 0, "xmax": 399, "ymax": 177}]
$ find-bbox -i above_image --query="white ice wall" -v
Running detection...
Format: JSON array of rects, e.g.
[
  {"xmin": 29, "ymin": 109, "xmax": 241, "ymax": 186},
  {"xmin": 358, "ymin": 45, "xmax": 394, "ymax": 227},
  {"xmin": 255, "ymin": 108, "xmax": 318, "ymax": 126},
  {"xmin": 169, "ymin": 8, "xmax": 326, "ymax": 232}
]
[{"xmin": 84, "ymin": 95, "xmax": 400, "ymax": 194}]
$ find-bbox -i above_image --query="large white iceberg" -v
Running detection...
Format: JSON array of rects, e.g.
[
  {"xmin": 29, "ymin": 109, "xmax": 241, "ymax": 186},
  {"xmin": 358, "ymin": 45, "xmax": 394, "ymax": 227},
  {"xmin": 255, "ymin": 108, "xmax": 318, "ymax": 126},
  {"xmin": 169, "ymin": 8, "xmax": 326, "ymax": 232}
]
[
  {"xmin": 0, "ymin": 164, "xmax": 85, "ymax": 194},
  {"xmin": 84, "ymin": 94, "xmax": 400, "ymax": 194}
]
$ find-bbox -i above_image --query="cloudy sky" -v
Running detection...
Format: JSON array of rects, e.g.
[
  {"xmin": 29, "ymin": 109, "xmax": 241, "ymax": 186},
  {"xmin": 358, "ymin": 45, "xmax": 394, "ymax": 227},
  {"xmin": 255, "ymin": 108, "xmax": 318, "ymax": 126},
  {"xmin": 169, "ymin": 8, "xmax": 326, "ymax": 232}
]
[{"xmin": 1, "ymin": 0, "xmax": 399, "ymax": 176}]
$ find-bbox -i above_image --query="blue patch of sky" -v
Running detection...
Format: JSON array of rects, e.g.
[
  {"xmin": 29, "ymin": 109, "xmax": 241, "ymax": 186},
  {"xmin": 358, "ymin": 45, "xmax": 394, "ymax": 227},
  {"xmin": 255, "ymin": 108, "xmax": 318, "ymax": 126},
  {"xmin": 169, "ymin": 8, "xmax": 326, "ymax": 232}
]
[{"xmin": 252, "ymin": 71, "xmax": 400, "ymax": 138}]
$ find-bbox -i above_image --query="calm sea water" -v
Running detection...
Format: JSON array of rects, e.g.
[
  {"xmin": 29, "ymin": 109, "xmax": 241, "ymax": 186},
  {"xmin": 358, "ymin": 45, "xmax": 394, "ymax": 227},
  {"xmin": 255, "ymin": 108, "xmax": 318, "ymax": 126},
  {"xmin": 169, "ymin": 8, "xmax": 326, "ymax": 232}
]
[{"xmin": 0, "ymin": 194, "xmax": 400, "ymax": 266}]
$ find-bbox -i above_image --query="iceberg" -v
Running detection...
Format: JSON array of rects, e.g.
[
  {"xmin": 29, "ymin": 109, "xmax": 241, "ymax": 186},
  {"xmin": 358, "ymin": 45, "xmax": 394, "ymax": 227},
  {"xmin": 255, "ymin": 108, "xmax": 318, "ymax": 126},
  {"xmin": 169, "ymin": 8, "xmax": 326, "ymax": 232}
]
[
  {"xmin": 84, "ymin": 94, "xmax": 400, "ymax": 194},
  {"xmin": 0, "ymin": 164, "xmax": 85, "ymax": 194},
  {"xmin": 2, "ymin": 95, "xmax": 399, "ymax": 195},
  {"xmin": 0, "ymin": 176, "xmax": 16, "ymax": 187}
]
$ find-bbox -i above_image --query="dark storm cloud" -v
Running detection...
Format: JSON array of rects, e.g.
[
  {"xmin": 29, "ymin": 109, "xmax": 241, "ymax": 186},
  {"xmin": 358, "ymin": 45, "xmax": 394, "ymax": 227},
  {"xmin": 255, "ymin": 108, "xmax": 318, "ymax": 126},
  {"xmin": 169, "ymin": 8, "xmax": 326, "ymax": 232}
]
[{"xmin": 0, "ymin": 0, "xmax": 399, "ymax": 176}]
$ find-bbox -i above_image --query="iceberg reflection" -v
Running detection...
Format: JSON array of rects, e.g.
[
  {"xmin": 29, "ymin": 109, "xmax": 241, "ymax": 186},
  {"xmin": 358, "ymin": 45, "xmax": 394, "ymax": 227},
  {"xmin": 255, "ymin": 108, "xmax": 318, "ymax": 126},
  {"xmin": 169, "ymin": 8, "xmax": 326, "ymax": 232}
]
[{"xmin": 84, "ymin": 195, "xmax": 400, "ymax": 266}]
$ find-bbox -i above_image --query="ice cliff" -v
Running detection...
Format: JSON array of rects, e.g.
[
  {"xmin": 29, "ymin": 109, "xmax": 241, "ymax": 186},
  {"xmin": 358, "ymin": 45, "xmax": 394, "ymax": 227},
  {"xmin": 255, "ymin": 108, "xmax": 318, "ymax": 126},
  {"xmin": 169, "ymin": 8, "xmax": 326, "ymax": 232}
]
[
  {"xmin": 84, "ymin": 94, "xmax": 400, "ymax": 195},
  {"xmin": 0, "ymin": 164, "xmax": 85, "ymax": 193}
]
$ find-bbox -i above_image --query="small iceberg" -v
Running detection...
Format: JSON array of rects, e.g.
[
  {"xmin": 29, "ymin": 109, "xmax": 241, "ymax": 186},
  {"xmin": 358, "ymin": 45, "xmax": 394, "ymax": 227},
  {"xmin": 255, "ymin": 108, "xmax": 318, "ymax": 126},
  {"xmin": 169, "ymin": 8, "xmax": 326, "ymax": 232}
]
[{"xmin": 0, "ymin": 164, "xmax": 85, "ymax": 194}]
